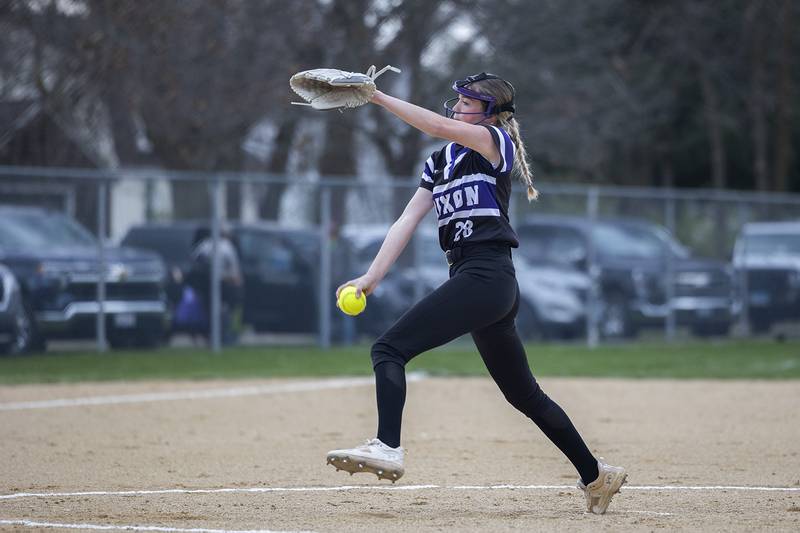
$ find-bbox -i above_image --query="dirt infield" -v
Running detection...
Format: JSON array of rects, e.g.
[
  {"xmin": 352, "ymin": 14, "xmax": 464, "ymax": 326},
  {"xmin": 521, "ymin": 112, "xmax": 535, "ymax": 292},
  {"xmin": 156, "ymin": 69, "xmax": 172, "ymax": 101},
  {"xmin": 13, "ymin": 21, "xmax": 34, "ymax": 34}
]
[{"xmin": 1, "ymin": 376, "xmax": 799, "ymax": 532}]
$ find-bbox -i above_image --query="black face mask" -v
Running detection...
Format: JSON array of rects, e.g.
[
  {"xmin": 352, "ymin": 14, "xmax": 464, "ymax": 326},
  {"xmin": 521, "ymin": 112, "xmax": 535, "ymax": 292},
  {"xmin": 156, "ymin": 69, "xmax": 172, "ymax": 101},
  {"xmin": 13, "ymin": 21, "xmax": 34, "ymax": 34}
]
[{"xmin": 443, "ymin": 72, "xmax": 516, "ymax": 118}]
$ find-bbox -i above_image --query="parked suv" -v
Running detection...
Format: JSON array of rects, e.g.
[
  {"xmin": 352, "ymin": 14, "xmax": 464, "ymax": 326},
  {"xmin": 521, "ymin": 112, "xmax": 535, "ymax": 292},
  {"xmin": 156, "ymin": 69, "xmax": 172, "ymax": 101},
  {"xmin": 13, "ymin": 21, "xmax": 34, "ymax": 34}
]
[
  {"xmin": 516, "ymin": 215, "xmax": 737, "ymax": 338},
  {"xmin": 233, "ymin": 223, "xmax": 319, "ymax": 333},
  {"xmin": 120, "ymin": 221, "xmax": 319, "ymax": 334},
  {"xmin": 733, "ymin": 220, "xmax": 800, "ymax": 333},
  {"xmin": 0, "ymin": 206, "xmax": 169, "ymax": 350}
]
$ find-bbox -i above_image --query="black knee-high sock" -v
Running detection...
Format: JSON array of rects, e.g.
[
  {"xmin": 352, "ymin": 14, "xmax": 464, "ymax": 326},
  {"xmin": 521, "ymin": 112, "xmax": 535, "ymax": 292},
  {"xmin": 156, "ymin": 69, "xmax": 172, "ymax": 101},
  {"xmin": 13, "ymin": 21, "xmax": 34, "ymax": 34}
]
[
  {"xmin": 530, "ymin": 395, "xmax": 599, "ymax": 485},
  {"xmin": 374, "ymin": 361, "xmax": 406, "ymax": 448}
]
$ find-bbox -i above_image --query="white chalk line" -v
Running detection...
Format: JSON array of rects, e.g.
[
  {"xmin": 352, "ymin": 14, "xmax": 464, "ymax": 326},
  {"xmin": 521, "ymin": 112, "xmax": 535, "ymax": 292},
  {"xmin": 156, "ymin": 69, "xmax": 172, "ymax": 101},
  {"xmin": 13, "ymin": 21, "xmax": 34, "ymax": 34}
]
[
  {"xmin": 0, "ymin": 519, "xmax": 313, "ymax": 533},
  {"xmin": 0, "ymin": 513, "xmax": 674, "ymax": 533},
  {"xmin": 2, "ymin": 483, "xmax": 798, "ymax": 501},
  {"xmin": 0, "ymin": 374, "xmax": 427, "ymax": 411}
]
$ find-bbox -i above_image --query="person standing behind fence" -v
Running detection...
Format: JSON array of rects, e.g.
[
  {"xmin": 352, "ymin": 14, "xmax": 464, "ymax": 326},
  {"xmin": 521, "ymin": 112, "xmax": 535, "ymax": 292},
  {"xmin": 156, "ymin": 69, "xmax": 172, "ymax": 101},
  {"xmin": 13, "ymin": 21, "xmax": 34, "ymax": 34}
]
[
  {"xmin": 325, "ymin": 72, "xmax": 627, "ymax": 515},
  {"xmin": 188, "ymin": 227, "xmax": 244, "ymax": 346}
]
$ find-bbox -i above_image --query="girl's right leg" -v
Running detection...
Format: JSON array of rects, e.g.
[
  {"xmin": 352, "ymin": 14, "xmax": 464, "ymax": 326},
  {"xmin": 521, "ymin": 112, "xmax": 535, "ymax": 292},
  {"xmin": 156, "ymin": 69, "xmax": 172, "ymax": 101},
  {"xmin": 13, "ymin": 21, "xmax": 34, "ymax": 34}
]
[{"xmin": 327, "ymin": 263, "xmax": 516, "ymax": 481}]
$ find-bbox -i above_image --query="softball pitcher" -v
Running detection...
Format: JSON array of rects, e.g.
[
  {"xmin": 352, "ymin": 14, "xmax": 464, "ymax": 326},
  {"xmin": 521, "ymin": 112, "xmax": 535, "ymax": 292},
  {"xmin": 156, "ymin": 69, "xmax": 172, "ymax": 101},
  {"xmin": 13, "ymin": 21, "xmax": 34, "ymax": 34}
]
[{"xmin": 327, "ymin": 72, "xmax": 627, "ymax": 514}]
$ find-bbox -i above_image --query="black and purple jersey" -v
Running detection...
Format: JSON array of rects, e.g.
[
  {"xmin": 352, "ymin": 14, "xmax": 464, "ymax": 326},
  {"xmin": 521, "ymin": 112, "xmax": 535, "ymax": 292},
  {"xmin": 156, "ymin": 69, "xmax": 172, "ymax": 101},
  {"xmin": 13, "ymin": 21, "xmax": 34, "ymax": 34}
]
[{"xmin": 419, "ymin": 125, "xmax": 520, "ymax": 251}]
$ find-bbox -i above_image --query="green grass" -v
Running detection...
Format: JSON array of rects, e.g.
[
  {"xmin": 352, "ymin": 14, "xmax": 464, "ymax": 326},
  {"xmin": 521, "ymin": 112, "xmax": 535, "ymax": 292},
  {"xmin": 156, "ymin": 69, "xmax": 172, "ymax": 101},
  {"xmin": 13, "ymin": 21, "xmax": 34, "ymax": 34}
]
[{"xmin": 0, "ymin": 339, "xmax": 799, "ymax": 384}]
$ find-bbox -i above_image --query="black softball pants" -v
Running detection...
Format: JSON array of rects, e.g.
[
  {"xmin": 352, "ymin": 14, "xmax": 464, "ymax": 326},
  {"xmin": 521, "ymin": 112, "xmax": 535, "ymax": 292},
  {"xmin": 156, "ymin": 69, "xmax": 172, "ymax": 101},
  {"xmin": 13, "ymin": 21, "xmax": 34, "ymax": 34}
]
[{"xmin": 370, "ymin": 246, "xmax": 599, "ymax": 484}]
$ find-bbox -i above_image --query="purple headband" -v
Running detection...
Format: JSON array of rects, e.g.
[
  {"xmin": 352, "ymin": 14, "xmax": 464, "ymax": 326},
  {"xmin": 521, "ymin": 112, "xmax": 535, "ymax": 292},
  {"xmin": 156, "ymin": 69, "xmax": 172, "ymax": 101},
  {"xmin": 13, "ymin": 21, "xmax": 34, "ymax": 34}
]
[{"xmin": 443, "ymin": 72, "xmax": 516, "ymax": 118}]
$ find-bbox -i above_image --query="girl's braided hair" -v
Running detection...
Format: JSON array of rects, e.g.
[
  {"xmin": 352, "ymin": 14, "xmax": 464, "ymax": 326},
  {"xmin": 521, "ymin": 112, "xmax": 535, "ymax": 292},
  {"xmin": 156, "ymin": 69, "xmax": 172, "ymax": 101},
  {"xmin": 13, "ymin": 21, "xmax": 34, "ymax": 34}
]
[{"xmin": 469, "ymin": 78, "xmax": 539, "ymax": 201}]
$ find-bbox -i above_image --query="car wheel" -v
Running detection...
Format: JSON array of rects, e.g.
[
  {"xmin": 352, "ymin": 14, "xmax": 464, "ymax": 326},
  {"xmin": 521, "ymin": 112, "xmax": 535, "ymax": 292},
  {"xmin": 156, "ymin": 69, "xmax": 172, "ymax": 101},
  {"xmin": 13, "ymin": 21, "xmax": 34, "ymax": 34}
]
[
  {"xmin": 691, "ymin": 322, "xmax": 731, "ymax": 337},
  {"xmin": 2, "ymin": 304, "xmax": 44, "ymax": 355},
  {"xmin": 599, "ymin": 294, "xmax": 635, "ymax": 339},
  {"xmin": 134, "ymin": 330, "xmax": 165, "ymax": 349},
  {"xmin": 515, "ymin": 302, "xmax": 545, "ymax": 341},
  {"xmin": 252, "ymin": 321, "xmax": 272, "ymax": 334},
  {"xmin": 750, "ymin": 316, "xmax": 772, "ymax": 334},
  {"xmin": 16, "ymin": 304, "xmax": 44, "ymax": 353},
  {"xmin": 109, "ymin": 328, "xmax": 165, "ymax": 350}
]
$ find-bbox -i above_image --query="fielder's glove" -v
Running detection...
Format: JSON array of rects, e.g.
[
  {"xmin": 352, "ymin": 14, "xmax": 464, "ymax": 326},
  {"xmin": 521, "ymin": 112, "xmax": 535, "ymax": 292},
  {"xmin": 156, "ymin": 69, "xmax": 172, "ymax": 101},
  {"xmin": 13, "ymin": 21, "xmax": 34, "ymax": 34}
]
[{"xmin": 290, "ymin": 65, "xmax": 401, "ymax": 111}]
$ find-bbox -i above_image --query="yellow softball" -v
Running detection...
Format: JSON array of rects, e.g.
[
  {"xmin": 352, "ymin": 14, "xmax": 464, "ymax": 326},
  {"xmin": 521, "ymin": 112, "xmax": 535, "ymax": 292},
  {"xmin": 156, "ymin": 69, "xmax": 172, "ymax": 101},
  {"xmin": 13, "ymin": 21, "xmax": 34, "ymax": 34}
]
[{"xmin": 337, "ymin": 285, "xmax": 367, "ymax": 316}]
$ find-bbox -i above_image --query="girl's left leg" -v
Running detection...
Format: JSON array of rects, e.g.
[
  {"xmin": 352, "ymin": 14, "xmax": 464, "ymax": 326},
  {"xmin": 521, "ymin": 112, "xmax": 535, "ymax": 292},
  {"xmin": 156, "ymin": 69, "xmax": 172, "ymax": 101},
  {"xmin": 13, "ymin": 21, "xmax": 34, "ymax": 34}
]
[{"xmin": 370, "ymin": 262, "xmax": 518, "ymax": 448}]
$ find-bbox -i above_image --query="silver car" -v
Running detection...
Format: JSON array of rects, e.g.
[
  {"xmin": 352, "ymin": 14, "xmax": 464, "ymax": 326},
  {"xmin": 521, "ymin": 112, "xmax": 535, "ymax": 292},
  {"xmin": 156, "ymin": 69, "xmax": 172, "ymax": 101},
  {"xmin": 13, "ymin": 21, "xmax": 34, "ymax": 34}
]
[
  {"xmin": 733, "ymin": 220, "xmax": 800, "ymax": 333},
  {"xmin": 0, "ymin": 263, "xmax": 31, "ymax": 355},
  {"xmin": 340, "ymin": 224, "xmax": 588, "ymax": 340}
]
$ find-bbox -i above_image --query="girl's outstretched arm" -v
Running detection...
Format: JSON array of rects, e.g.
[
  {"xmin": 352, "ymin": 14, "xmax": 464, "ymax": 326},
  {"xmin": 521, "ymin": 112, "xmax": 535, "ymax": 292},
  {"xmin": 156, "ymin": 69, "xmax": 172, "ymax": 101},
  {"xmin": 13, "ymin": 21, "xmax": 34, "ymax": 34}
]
[
  {"xmin": 371, "ymin": 90, "xmax": 499, "ymax": 165},
  {"xmin": 336, "ymin": 187, "xmax": 433, "ymax": 299}
]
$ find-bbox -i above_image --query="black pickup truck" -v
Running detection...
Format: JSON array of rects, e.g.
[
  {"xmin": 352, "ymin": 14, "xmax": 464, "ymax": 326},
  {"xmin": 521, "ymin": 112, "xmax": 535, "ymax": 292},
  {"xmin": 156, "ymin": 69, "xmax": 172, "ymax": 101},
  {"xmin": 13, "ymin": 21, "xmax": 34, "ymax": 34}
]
[
  {"xmin": 516, "ymin": 215, "xmax": 738, "ymax": 338},
  {"xmin": 0, "ymin": 206, "xmax": 169, "ymax": 351}
]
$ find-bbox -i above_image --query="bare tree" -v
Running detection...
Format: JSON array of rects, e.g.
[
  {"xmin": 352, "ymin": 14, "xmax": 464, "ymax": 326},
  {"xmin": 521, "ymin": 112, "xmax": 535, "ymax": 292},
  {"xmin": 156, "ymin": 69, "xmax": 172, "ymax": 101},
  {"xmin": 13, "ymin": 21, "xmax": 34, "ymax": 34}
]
[
  {"xmin": 3, "ymin": 0, "xmax": 798, "ymax": 199},
  {"xmin": 2, "ymin": 0, "xmax": 324, "ymax": 218},
  {"xmin": 366, "ymin": 0, "xmax": 478, "ymax": 215},
  {"xmin": 772, "ymin": 0, "xmax": 794, "ymax": 191},
  {"xmin": 303, "ymin": 0, "xmax": 470, "ymax": 223}
]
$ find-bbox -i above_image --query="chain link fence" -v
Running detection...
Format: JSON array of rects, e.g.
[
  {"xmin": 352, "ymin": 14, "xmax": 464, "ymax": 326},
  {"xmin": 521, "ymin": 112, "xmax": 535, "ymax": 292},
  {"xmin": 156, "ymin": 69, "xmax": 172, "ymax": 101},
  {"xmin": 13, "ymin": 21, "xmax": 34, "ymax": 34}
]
[{"xmin": 1, "ymin": 165, "xmax": 799, "ymax": 353}]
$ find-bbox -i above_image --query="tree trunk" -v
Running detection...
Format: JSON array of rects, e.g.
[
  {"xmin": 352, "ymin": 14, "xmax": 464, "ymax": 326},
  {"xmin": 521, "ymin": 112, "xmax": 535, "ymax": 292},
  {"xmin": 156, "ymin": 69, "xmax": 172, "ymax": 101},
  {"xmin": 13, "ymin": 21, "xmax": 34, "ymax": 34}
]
[
  {"xmin": 260, "ymin": 120, "xmax": 297, "ymax": 220},
  {"xmin": 660, "ymin": 153, "xmax": 674, "ymax": 189},
  {"xmin": 219, "ymin": 148, "xmax": 243, "ymax": 221},
  {"xmin": 773, "ymin": 0, "xmax": 793, "ymax": 191},
  {"xmin": 747, "ymin": 1, "xmax": 770, "ymax": 191},
  {"xmin": 318, "ymin": 114, "xmax": 356, "ymax": 228},
  {"xmin": 151, "ymin": 143, "xmax": 212, "ymax": 219},
  {"xmin": 170, "ymin": 181, "xmax": 211, "ymax": 220},
  {"xmin": 388, "ymin": 130, "xmax": 423, "ymax": 217},
  {"xmin": 698, "ymin": 68, "xmax": 730, "ymax": 258},
  {"xmin": 699, "ymin": 70, "xmax": 727, "ymax": 189}
]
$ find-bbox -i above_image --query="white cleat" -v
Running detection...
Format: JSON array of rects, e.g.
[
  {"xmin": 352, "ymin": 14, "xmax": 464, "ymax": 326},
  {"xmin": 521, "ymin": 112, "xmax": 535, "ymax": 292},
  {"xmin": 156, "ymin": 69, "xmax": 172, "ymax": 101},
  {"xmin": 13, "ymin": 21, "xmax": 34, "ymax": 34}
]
[
  {"xmin": 326, "ymin": 438, "xmax": 405, "ymax": 483},
  {"xmin": 577, "ymin": 458, "xmax": 627, "ymax": 515}
]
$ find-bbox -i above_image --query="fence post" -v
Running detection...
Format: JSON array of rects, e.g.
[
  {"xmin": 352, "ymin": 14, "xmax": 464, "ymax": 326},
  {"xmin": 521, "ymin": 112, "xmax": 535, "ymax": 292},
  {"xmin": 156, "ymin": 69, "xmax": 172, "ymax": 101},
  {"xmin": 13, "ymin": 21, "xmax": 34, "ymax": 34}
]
[
  {"xmin": 736, "ymin": 201, "xmax": 750, "ymax": 336},
  {"xmin": 96, "ymin": 179, "xmax": 108, "ymax": 352},
  {"xmin": 586, "ymin": 186, "xmax": 599, "ymax": 349},
  {"xmin": 664, "ymin": 196, "xmax": 677, "ymax": 342},
  {"xmin": 210, "ymin": 178, "xmax": 223, "ymax": 353},
  {"xmin": 145, "ymin": 180, "xmax": 155, "ymax": 221},
  {"xmin": 319, "ymin": 186, "xmax": 332, "ymax": 349}
]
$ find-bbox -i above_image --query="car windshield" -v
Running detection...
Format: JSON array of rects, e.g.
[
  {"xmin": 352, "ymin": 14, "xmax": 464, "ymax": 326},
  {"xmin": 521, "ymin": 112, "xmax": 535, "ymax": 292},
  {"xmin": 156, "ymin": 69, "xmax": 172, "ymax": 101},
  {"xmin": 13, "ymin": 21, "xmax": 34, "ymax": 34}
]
[
  {"xmin": 0, "ymin": 211, "xmax": 97, "ymax": 249},
  {"xmin": 237, "ymin": 231, "xmax": 294, "ymax": 273},
  {"xmin": 592, "ymin": 224, "xmax": 668, "ymax": 260},
  {"xmin": 285, "ymin": 236, "xmax": 318, "ymax": 265},
  {"xmin": 518, "ymin": 221, "xmax": 687, "ymax": 264},
  {"xmin": 122, "ymin": 227, "xmax": 195, "ymax": 264},
  {"xmin": 347, "ymin": 231, "xmax": 442, "ymax": 269},
  {"xmin": 742, "ymin": 234, "xmax": 800, "ymax": 256},
  {"xmin": 517, "ymin": 226, "xmax": 588, "ymax": 265}
]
